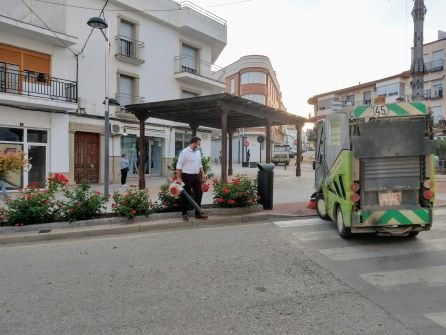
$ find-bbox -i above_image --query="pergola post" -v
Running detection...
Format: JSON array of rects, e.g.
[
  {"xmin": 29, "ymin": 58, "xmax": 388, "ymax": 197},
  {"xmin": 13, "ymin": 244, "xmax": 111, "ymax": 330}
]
[
  {"xmin": 266, "ymin": 121, "xmax": 272, "ymax": 163},
  {"xmin": 295, "ymin": 124, "xmax": 302, "ymax": 177},
  {"xmin": 138, "ymin": 115, "xmax": 146, "ymax": 189},
  {"xmin": 228, "ymin": 129, "xmax": 234, "ymax": 176},
  {"xmin": 221, "ymin": 109, "xmax": 228, "ymax": 182},
  {"xmin": 190, "ymin": 122, "xmax": 199, "ymax": 137}
]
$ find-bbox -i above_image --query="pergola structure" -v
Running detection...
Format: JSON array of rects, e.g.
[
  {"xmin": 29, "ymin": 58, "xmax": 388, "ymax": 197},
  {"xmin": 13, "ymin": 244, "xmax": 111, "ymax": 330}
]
[{"xmin": 126, "ymin": 93, "xmax": 307, "ymax": 189}]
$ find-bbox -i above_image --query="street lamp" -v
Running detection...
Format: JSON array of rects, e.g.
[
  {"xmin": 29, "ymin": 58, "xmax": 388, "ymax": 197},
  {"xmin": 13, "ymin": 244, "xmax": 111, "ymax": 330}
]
[{"xmin": 88, "ymin": 15, "xmax": 119, "ymax": 196}]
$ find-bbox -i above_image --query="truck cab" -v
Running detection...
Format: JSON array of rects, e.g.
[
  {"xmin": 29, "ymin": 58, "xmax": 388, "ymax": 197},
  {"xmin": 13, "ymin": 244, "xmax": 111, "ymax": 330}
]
[{"xmin": 272, "ymin": 144, "xmax": 290, "ymax": 166}]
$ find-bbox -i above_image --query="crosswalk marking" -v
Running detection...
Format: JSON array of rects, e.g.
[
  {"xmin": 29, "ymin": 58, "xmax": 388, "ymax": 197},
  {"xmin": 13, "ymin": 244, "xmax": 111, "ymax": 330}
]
[
  {"xmin": 291, "ymin": 231, "xmax": 338, "ymax": 242},
  {"xmin": 360, "ymin": 265, "xmax": 446, "ymax": 289},
  {"xmin": 319, "ymin": 237, "xmax": 446, "ymax": 261},
  {"xmin": 273, "ymin": 218, "xmax": 326, "ymax": 228},
  {"xmin": 425, "ymin": 312, "xmax": 446, "ymax": 329}
]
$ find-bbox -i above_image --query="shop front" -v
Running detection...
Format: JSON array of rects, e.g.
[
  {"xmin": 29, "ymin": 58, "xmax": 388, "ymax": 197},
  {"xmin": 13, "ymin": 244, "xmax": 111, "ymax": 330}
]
[{"xmin": 121, "ymin": 134, "xmax": 163, "ymax": 176}]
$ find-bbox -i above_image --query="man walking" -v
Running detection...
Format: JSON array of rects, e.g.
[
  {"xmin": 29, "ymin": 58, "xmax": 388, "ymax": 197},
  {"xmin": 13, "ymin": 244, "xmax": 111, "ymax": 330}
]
[{"xmin": 176, "ymin": 136, "xmax": 208, "ymax": 221}]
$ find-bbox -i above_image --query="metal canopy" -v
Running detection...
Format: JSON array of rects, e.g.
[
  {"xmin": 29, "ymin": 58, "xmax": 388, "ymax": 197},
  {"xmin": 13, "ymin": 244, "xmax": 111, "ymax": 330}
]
[{"xmin": 125, "ymin": 93, "xmax": 307, "ymax": 188}]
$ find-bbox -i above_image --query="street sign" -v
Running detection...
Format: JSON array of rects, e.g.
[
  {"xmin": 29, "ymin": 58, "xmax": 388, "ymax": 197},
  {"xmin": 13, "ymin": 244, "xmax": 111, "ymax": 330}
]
[{"xmin": 257, "ymin": 135, "xmax": 265, "ymax": 143}]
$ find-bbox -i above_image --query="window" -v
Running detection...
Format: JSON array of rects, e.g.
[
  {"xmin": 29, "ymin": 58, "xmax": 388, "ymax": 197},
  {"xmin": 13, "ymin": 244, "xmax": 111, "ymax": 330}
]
[
  {"xmin": 431, "ymin": 50, "xmax": 443, "ymax": 71},
  {"xmin": 229, "ymin": 78, "xmax": 235, "ymax": 94},
  {"xmin": 240, "ymin": 72, "xmax": 266, "ymax": 85},
  {"xmin": 432, "ymin": 79, "xmax": 443, "ymax": 98},
  {"xmin": 175, "ymin": 132, "xmax": 192, "ymax": 156},
  {"xmin": 118, "ymin": 74, "xmax": 136, "ymax": 106},
  {"xmin": 119, "ymin": 20, "xmax": 135, "ymax": 58},
  {"xmin": 241, "ymin": 94, "xmax": 266, "ymax": 105},
  {"xmin": 376, "ymin": 83, "xmax": 399, "ymax": 97},
  {"xmin": 432, "ymin": 106, "xmax": 443, "ymax": 124},
  {"xmin": 317, "ymin": 98, "xmax": 332, "ymax": 110},
  {"xmin": 0, "ymin": 127, "xmax": 48, "ymax": 190},
  {"xmin": 363, "ymin": 91, "xmax": 371, "ymax": 105},
  {"xmin": 181, "ymin": 44, "xmax": 198, "ymax": 74}
]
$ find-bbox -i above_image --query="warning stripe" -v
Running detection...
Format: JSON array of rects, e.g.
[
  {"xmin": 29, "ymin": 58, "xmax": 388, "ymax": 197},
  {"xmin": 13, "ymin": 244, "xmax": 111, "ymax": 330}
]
[
  {"xmin": 361, "ymin": 209, "xmax": 430, "ymax": 226},
  {"xmin": 353, "ymin": 102, "xmax": 427, "ymax": 118}
]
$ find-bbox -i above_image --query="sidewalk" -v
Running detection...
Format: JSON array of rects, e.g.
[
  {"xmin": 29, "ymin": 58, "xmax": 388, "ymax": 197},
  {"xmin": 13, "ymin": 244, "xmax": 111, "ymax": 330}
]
[{"xmin": 2, "ymin": 158, "xmax": 446, "ymax": 244}]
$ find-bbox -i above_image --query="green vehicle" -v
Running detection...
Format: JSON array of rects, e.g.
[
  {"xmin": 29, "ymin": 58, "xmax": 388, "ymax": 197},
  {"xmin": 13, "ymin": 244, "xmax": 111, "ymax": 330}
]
[{"xmin": 313, "ymin": 101, "xmax": 435, "ymax": 238}]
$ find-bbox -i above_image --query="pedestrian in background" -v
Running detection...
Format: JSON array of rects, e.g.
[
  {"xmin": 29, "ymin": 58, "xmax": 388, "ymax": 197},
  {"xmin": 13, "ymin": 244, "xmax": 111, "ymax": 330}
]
[
  {"xmin": 176, "ymin": 136, "xmax": 208, "ymax": 221},
  {"xmin": 120, "ymin": 153, "xmax": 129, "ymax": 187}
]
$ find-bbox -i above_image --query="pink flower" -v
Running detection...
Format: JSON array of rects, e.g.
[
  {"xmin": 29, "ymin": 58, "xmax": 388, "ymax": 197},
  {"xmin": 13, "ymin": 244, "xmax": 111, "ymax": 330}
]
[
  {"xmin": 216, "ymin": 198, "xmax": 224, "ymax": 203},
  {"xmin": 227, "ymin": 199, "xmax": 235, "ymax": 205},
  {"xmin": 112, "ymin": 203, "xmax": 116, "ymax": 208},
  {"xmin": 131, "ymin": 210, "xmax": 137, "ymax": 215},
  {"xmin": 223, "ymin": 187, "xmax": 230, "ymax": 194}
]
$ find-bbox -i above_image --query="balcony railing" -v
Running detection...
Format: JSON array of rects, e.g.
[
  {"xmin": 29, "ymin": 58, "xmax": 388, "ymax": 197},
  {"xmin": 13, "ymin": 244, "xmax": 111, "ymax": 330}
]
[
  {"xmin": 116, "ymin": 93, "xmax": 143, "ymax": 108},
  {"xmin": 0, "ymin": 64, "xmax": 77, "ymax": 103},
  {"xmin": 174, "ymin": 55, "xmax": 222, "ymax": 78},
  {"xmin": 426, "ymin": 59, "xmax": 444, "ymax": 72},
  {"xmin": 115, "ymin": 35, "xmax": 144, "ymax": 61}
]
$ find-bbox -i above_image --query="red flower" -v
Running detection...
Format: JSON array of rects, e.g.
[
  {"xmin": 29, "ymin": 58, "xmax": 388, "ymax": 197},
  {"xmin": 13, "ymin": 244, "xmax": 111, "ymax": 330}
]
[
  {"xmin": 131, "ymin": 210, "xmax": 137, "ymax": 215},
  {"xmin": 112, "ymin": 203, "xmax": 116, "ymax": 208},
  {"xmin": 95, "ymin": 191, "xmax": 101, "ymax": 195},
  {"xmin": 227, "ymin": 199, "xmax": 235, "ymax": 205},
  {"xmin": 216, "ymin": 197, "xmax": 224, "ymax": 203},
  {"xmin": 232, "ymin": 179, "xmax": 240, "ymax": 185},
  {"xmin": 248, "ymin": 198, "xmax": 253, "ymax": 204},
  {"xmin": 223, "ymin": 187, "xmax": 230, "ymax": 194}
]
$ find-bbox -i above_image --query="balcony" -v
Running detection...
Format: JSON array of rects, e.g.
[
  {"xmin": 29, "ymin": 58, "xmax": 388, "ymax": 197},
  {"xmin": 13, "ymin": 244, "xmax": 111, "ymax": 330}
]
[
  {"xmin": 114, "ymin": 93, "xmax": 144, "ymax": 120},
  {"xmin": 423, "ymin": 88, "xmax": 443, "ymax": 100},
  {"xmin": 426, "ymin": 59, "xmax": 444, "ymax": 72},
  {"xmin": 114, "ymin": 35, "xmax": 145, "ymax": 65},
  {"xmin": 0, "ymin": 64, "xmax": 77, "ymax": 111},
  {"xmin": 173, "ymin": 55, "xmax": 225, "ymax": 91}
]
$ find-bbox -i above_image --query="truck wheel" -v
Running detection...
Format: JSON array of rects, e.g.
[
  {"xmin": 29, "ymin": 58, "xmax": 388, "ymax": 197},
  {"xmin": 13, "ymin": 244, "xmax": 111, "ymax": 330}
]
[
  {"xmin": 407, "ymin": 231, "xmax": 419, "ymax": 238},
  {"xmin": 336, "ymin": 206, "xmax": 352, "ymax": 239},
  {"xmin": 315, "ymin": 194, "xmax": 330, "ymax": 220}
]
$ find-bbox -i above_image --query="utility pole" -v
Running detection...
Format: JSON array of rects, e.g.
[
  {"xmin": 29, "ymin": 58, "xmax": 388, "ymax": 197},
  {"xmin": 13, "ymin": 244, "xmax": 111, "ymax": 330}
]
[{"xmin": 411, "ymin": 0, "xmax": 427, "ymax": 101}]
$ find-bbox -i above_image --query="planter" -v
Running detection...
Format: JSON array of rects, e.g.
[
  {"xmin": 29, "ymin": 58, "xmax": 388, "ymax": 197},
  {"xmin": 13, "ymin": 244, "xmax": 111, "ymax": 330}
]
[{"xmin": 0, "ymin": 204, "xmax": 263, "ymax": 235}]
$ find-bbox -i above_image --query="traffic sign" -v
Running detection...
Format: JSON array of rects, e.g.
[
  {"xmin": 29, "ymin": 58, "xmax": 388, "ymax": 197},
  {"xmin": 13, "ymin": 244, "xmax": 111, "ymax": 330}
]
[{"xmin": 257, "ymin": 135, "xmax": 265, "ymax": 143}]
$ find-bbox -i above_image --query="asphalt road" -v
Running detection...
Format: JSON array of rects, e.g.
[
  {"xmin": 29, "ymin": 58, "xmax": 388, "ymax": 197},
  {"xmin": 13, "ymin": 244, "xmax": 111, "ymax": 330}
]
[
  {"xmin": 0, "ymin": 222, "xmax": 418, "ymax": 335},
  {"xmin": 273, "ymin": 209, "xmax": 446, "ymax": 335}
]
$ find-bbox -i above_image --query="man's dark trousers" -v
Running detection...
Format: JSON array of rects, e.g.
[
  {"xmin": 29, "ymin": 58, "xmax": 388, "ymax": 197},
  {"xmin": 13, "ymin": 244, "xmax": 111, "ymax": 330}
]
[{"xmin": 181, "ymin": 173, "xmax": 203, "ymax": 215}]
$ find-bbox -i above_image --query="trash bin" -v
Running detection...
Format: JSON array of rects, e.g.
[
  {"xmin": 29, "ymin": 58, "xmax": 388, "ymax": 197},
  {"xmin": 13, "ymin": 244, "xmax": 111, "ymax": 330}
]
[{"xmin": 257, "ymin": 163, "xmax": 275, "ymax": 210}]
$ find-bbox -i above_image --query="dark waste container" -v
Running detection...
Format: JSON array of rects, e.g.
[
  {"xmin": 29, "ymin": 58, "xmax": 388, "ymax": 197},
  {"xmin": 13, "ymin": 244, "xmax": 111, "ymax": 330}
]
[{"xmin": 257, "ymin": 163, "xmax": 275, "ymax": 210}]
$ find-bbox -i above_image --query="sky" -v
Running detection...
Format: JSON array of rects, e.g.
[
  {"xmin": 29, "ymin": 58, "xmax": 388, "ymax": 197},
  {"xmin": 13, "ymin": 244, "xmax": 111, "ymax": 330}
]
[{"xmin": 192, "ymin": 0, "xmax": 446, "ymax": 118}]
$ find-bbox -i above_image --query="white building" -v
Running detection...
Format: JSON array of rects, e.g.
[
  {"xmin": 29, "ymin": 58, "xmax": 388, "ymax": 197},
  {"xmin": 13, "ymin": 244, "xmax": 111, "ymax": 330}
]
[{"xmin": 0, "ymin": 0, "xmax": 227, "ymax": 191}]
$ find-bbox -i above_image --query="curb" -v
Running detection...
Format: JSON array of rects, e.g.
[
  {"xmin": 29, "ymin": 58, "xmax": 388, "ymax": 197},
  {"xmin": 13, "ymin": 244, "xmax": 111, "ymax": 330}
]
[{"xmin": 0, "ymin": 212, "xmax": 277, "ymax": 245}]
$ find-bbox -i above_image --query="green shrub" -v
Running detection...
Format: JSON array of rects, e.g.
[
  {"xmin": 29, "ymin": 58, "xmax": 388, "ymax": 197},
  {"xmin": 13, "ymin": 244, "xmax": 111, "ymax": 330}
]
[
  {"xmin": 112, "ymin": 187, "xmax": 152, "ymax": 219},
  {"xmin": 212, "ymin": 177, "xmax": 257, "ymax": 208},
  {"xmin": 60, "ymin": 181, "xmax": 107, "ymax": 222}
]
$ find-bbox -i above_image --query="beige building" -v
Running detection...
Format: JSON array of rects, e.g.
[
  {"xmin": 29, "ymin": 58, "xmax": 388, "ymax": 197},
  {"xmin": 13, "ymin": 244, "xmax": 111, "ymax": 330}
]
[{"xmin": 308, "ymin": 30, "xmax": 445, "ymax": 125}]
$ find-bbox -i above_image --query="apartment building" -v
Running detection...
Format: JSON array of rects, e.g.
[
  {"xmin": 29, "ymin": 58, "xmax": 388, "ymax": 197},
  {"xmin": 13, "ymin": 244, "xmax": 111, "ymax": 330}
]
[
  {"xmin": 0, "ymin": 0, "xmax": 227, "ymax": 191},
  {"xmin": 308, "ymin": 30, "xmax": 445, "ymax": 124},
  {"xmin": 212, "ymin": 55, "xmax": 287, "ymax": 164}
]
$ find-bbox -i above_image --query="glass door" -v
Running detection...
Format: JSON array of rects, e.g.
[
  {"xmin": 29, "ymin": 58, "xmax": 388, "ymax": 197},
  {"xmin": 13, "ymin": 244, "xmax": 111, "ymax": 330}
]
[
  {"xmin": 149, "ymin": 137, "xmax": 162, "ymax": 175},
  {"xmin": 28, "ymin": 145, "xmax": 46, "ymax": 188}
]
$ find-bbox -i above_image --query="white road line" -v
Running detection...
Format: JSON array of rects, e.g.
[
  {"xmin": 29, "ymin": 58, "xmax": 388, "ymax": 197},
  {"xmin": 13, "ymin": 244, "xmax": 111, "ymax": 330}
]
[
  {"xmin": 291, "ymin": 231, "xmax": 338, "ymax": 242},
  {"xmin": 425, "ymin": 312, "xmax": 446, "ymax": 329},
  {"xmin": 360, "ymin": 265, "xmax": 446, "ymax": 289},
  {"xmin": 273, "ymin": 218, "xmax": 327, "ymax": 228},
  {"xmin": 319, "ymin": 237, "xmax": 446, "ymax": 261}
]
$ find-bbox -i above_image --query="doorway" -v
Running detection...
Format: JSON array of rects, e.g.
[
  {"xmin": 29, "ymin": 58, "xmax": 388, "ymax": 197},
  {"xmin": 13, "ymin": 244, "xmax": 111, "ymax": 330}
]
[{"xmin": 74, "ymin": 132, "xmax": 99, "ymax": 183}]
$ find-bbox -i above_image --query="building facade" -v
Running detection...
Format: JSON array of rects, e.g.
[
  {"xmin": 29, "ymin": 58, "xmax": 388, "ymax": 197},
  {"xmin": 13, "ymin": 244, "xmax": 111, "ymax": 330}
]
[
  {"xmin": 0, "ymin": 0, "xmax": 227, "ymax": 191},
  {"xmin": 212, "ymin": 55, "xmax": 287, "ymax": 164},
  {"xmin": 308, "ymin": 31, "xmax": 445, "ymax": 124}
]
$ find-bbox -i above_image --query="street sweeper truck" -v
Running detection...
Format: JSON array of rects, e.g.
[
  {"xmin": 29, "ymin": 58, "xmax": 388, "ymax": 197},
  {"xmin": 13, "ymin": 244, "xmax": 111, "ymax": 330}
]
[{"xmin": 313, "ymin": 100, "xmax": 435, "ymax": 238}]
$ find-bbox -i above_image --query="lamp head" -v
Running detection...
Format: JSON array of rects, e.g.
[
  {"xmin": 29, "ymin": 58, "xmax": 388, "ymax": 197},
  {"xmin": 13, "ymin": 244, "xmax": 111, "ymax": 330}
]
[{"xmin": 87, "ymin": 16, "xmax": 108, "ymax": 29}]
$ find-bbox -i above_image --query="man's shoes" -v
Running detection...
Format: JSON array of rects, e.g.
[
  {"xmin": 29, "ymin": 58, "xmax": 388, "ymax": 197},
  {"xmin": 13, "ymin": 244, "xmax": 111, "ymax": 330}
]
[
  {"xmin": 195, "ymin": 213, "xmax": 208, "ymax": 219},
  {"xmin": 182, "ymin": 214, "xmax": 189, "ymax": 222}
]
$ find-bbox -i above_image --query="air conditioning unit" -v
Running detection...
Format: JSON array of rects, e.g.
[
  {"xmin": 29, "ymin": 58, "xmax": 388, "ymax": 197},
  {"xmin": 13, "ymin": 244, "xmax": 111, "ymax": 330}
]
[{"xmin": 110, "ymin": 124, "xmax": 122, "ymax": 135}]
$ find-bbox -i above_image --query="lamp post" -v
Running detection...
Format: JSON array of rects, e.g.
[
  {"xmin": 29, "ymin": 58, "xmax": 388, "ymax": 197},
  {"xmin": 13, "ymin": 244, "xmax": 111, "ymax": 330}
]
[{"xmin": 87, "ymin": 16, "xmax": 114, "ymax": 196}]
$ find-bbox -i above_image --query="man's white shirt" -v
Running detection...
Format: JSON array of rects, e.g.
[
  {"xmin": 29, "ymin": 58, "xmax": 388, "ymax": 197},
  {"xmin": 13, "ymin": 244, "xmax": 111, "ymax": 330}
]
[{"xmin": 176, "ymin": 147, "xmax": 202, "ymax": 174}]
